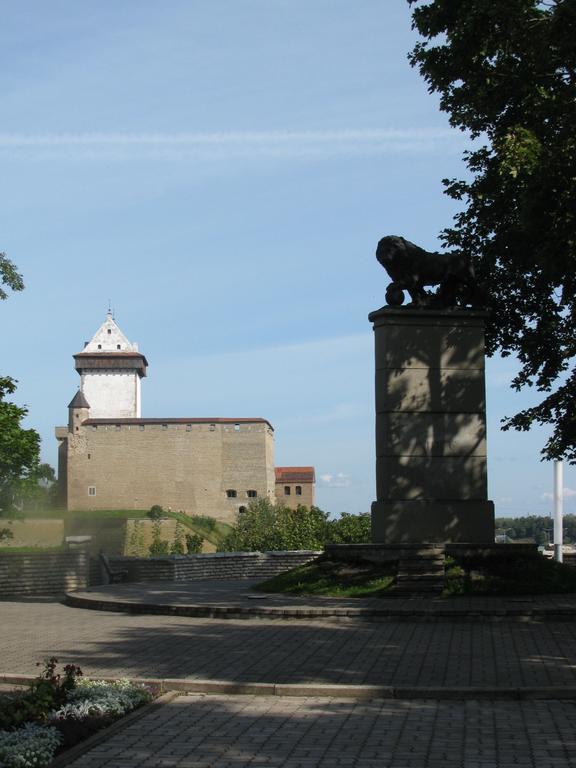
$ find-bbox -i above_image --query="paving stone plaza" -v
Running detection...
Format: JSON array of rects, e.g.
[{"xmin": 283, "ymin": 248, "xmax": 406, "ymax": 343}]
[{"xmin": 3, "ymin": 587, "xmax": 576, "ymax": 766}]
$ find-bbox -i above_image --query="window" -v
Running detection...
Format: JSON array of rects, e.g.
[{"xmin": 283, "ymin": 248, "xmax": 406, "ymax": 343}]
[
  {"xmin": 210, "ymin": 424, "xmax": 215, "ymax": 431},
  {"xmin": 92, "ymin": 425, "xmax": 97, "ymax": 431},
  {"xmin": 239, "ymin": 506, "xmax": 247, "ymax": 514},
  {"xmin": 139, "ymin": 424, "xmax": 145, "ymax": 431},
  {"xmin": 116, "ymin": 344, "xmax": 121, "ymax": 349},
  {"xmin": 234, "ymin": 423, "xmax": 240, "ymax": 432},
  {"xmin": 284, "ymin": 486, "xmax": 291, "ymax": 496},
  {"xmin": 87, "ymin": 453, "xmax": 91, "ymax": 460},
  {"xmin": 162, "ymin": 424, "xmax": 168, "ymax": 430},
  {"xmin": 247, "ymin": 490, "xmax": 257, "ymax": 498},
  {"xmin": 295, "ymin": 486, "xmax": 302, "ymax": 496},
  {"xmin": 107, "ymin": 329, "xmax": 111, "ymax": 335},
  {"xmin": 88, "ymin": 486, "xmax": 96, "ymax": 496},
  {"xmin": 186, "ymin": 424, "xmax": 192, "ymax": 431},
  {"xmin": 226, "ymin": 489, "xmax": 237, "ymax": 498},
  {"xmin": 115, "ymin": 424, "xmax": 121, "ymax": 431},
  {"xmin": 75, "ymin": 426, "xmax": 79, "ymax": 432},
  {"xmin": 97, "ymin": 344, "xmax": 102, "ymax": 349}
]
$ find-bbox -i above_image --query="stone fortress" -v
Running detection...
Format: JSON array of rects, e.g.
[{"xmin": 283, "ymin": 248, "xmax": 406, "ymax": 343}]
[{"xmin": 56, "ymin": 313, "xmax": 315, "ymax": 522}]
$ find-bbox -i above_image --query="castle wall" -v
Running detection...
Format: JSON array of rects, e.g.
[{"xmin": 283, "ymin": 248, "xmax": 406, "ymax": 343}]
[
  {"xmin": 81, "ymin": 371, "xmax": 140, "ymax": 419},
  {"xmin": 275, "ymin": 481, "xmax": 315, "ymax": 510},
  {"xmin": 66, "ymin": 421, "xmax": 274, "ymax": 523}
]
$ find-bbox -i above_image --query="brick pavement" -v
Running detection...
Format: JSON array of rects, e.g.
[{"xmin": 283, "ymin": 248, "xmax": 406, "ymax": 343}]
[
  {"xmin": 3, "ymin": 600, "xmax": 576, "ymax": 689},
  {"xmin": 64, "ymin": 694, "xmax": 576, "ymax": 768}
]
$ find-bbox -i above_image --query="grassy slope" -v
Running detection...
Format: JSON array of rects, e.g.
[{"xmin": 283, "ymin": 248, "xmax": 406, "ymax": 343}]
[{"xmin": 254, "ymin": 557, "xmax": 396, "ymax": 598}]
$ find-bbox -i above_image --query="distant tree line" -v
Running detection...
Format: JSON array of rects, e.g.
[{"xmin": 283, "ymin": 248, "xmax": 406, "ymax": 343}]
[{"xmin": 496, "ymin": 515, "xmax": 576, "ymax": 546}]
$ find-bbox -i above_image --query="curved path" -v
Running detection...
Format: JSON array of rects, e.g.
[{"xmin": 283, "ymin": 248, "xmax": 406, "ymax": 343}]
[{"xmin": 65, "ymin": 578, "xmax": 576, "ymax": 621}]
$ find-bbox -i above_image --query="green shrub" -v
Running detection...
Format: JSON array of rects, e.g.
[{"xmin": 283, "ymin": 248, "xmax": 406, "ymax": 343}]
[
  {"xmin": 0, "ymin": 657, "xmax": 82, "ymax": 730},
  {"xmin": 147, "ymin": 505, "xmax": 164, "ymax": 520},
  {"xmin": 326, "ymin": 512, "xmax": 371, "ymax": 544},
  {"xmin": 185, "ymin": 533, "xmax": 204, "ymax": 554},
  {"xmin": 218, "ymin": 499, "xmax": 328, "ymax": 552},
  {"xmin": 170, "ymin": 521, "xmax": 186, "ymax": 555}
]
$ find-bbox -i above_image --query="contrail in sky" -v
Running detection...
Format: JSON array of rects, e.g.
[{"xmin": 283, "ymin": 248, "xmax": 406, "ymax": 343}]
[{"xmin": 0, "ymin": 128, "xmax": 467, "ymax": 159}]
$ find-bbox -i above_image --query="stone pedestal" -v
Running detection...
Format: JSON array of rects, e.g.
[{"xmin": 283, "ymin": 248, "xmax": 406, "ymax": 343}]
[{"xmin": 369, "ymin": 307, "xmax": 494, "ymax": 543}]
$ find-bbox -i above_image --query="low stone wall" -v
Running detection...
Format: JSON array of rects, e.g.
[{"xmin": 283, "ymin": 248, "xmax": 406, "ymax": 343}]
[
  {"xmin": 325, "ymin": 542, "xmax": 539, "ymax": 563},
  {"xmin": 0, "ymin": 550, "xmax": 89, "ymax": 596},
  {"xmin": 102, "ymin": 550, "xmax": 321, "ymax": 585}
]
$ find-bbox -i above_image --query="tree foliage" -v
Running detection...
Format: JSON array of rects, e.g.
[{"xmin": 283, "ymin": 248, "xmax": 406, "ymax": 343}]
[
  {"xmin": 408, "ymin": 0, "xmax": 576, "ymax": 461},
  {"xmin": 496, "ymin": 514, "xmax": 576, "ymax": 546},
  {"xmin": 218, "ymin": 502, "xmax": 372, "ymax": 552},
  {"xmin": 218, "ymin": 499, "xmax": 329, "ymax": 552},
  {"xmin": 0, "ymin": 377, "xmax": 41, "ymax": 513},
  {"xmin": 326, "ymin": 512, "xmax": 372, "ymax": 544},
  {"xmin": 0, "ymin": 253, "xmax": 24, "ymax": 301}
]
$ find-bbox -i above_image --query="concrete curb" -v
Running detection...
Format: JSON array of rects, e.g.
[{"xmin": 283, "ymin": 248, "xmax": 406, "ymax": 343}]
[
  {"xmin": 2, "ymin": 674, "xmax": 576, "ymax": 702},
  {"xmin": 64, "ymin": 591, "xmax": 576, "ymax": 623}
]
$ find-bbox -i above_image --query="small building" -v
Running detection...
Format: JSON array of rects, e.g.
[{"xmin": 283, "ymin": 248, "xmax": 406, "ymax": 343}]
[
  {"xmin": 56, "ymin": 313, "xmax": 315, "ymax": 522},
  {"xmin": 275, "ymin": 467, "xmax": 316, "ymax": 510}
]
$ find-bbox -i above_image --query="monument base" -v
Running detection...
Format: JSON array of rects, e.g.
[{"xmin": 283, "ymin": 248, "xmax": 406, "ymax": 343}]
[{"xmin": 371, "ymin": 499, "xmax": 495, "ymax": 544}]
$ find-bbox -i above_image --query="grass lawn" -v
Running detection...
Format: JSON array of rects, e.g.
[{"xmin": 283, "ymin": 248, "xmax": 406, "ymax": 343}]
[
  {"xmin": 254, "ymin": 556, "xmax": 396, "ymax": 597},
  {"xmin": 445, "ymin": 553, "xmax": 576, "ymax": 595}
]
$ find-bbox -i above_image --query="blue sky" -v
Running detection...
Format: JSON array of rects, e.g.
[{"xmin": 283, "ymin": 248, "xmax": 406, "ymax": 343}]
[{"xmin": 1, "ymin": 1, "xmax": 573, "ymax": 518}]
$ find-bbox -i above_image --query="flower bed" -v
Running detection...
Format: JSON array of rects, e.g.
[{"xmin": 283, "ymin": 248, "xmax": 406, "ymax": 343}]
[{"xmin": 0, "ymin": 659, "xmax": 154, "ymax": 767}]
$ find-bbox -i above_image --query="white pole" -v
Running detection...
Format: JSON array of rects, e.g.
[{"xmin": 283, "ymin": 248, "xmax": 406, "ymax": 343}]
[{"xmin": 554, "ymin": 460, "xmax": 564, "ymax": 563}]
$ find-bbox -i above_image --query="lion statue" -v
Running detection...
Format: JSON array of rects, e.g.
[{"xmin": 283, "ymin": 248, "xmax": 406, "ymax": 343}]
[{"xmin": 376, "ymin": 235, "xmax": 482, "ymax": 308}]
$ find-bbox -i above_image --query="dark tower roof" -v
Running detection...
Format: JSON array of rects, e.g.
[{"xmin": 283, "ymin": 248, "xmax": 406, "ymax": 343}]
[{"xmin": 68, "ymin": 390, "xmax": 90, "ymax": 409}]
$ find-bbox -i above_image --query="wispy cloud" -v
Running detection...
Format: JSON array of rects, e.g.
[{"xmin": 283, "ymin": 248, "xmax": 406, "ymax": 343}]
[
  {"xmin": 541, "ymin": 487, "xmax": 576, "ymax": 501},
  {"xmin": 0, "ymin": 128, "xmax": 467, "ymax": 161},
  {"xmin": 319, "ymin": 472, "xmax": 352, "ymax": 488}
]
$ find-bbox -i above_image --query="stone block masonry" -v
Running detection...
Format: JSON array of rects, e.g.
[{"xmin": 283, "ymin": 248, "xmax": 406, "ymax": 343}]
[
  {"xmin": 370, "ymin": 307, "xmax": 495, "ymax": 543},
  {"xmin": 103, "ymin": 550, "xmax": 320, "ymax": 585},
  {"xmin": 0, "ymin": 550, "xmax": 89, "ymax": 596}
]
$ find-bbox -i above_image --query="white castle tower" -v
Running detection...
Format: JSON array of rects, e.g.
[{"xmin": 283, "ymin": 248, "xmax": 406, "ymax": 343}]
[{"xmin": 73, "ymin": 311, "xmax": 148, "ymax": 418}]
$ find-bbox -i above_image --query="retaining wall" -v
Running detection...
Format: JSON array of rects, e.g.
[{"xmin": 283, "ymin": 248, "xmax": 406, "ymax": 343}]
[
  {"xmin": 0, "ymin": 550, "xmax": 89, "ymax": 596},
  {"xmin": 103, "ymin": 550, "xmax": 321, "ymax": 584}
]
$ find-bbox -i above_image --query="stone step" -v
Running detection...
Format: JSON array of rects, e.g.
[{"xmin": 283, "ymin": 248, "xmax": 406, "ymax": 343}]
[{"xmin": 398, "ymin": 562, "xmax": 445, "ymax": 572}]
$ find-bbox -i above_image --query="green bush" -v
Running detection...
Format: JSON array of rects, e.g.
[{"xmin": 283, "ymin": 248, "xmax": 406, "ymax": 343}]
[
  {"xmin": 326, "ymin": 512, "xmax": 371, "ymax": 544},
  {"xmin": 185, "ymin": 533, "xmax": 204, "ymax": 554},
  {"xmin": 148, "ymin": 520, "xmax": 169, "ymax": 555},
  {"xmin": 218, "ymin": 499, "xmax": 328, "ymax": 552},
  {"xmin": 0, "ymin": 658, "xmax": 82, "ymax": 730},
  {"xmin": 170, "ymin": 521, "xmax": 186, "ymax": 555},
  {"xmin": 147, "ymin": 505, "xmax": 164, "ymax": 521}
]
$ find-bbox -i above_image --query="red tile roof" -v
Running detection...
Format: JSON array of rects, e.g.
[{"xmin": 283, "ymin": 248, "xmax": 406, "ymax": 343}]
[{"xmin": 275, "ymin": 466, "xmax": 315, "ymax": 483}]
